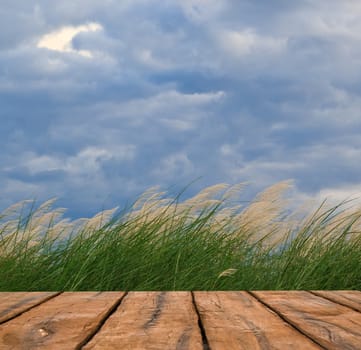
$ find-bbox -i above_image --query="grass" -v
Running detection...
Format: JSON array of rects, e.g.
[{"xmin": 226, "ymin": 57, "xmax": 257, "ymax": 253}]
[{"xmin": 0, "ymin": 180, "xmax": 360, "ymax": 291}]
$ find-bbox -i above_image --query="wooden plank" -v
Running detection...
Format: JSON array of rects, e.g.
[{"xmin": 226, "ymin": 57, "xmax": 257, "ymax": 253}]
[
  {"xmin": 311, "ymin": 290, "xmax": 361, "ymax": 312},
  {"xmin": 0, "ymin": 292, "xmax": 60, "ymax": 324},
  {"xmin": 252, "ymin": 291, "xmax": 361, "ymax": 350},
  {"xmin": 83, "ymin": 291, "xmax": 203, "ymax": 350},
  {"xmin": 193, "ymin": 291, "xmax": 321, "ymax": 349},
  {"xmin": 0, "ymin": 292, "xmax": 124, "ymax": 349}
]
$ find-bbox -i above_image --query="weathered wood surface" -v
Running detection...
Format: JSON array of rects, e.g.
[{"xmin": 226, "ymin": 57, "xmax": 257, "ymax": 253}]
[
  {"xmin": 0, "ymin": 292, "xmax": 60, "ymax": 324},
  {"xmin": 0, "ymin": 292, "xmax": 124, "ymax": 349},
  {"xmin": 193, "ymin": 291, "xmax": 321, "ymax": 349},
  {"xmin": 0, "ymin": 291, "xmax": 360, "ymax": 349},
  {"xmin": 252, "ymin": 291, "xmax": 361, "ymax": 350},
  {"xmin": 83, "ymin": 292, "xmax": 203, "ymax": 350},
  {"xmin": 311, "ymin": 290, "xmax": 361, "ymax": 312}
]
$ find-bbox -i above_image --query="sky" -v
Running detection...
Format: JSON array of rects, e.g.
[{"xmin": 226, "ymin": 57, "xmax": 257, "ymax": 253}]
[{"xmin": 2, "ymin": 0, "xmax": 361, "ymax": 220}]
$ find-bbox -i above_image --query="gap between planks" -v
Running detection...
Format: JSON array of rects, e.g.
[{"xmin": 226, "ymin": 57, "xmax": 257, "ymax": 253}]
[{"xmin": 0, "ymin": 291, "xmax": 360, "ymax": 350}]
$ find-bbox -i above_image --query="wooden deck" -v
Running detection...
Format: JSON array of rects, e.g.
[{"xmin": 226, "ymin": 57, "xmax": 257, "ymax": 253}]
[{"xmin": 0, "ymin": 291, "xmax": 360, "ymax": 349}]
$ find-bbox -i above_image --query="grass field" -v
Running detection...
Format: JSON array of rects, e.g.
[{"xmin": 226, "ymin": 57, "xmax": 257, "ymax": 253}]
[{"xmin": 1, "ymin": 180, "xmax": 360, "ymax": 291}]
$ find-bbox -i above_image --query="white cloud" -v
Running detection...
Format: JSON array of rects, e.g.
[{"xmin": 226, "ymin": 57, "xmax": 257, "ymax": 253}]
[
  {"xmin": 228, "ymin": 160, "xmax": 305, "ymax": 188},
  {"xmin": 21, "ymin": 145, "xmax": 136, "ymax": 177},
  {"xmin": 37, "ymin": 22, "xmax": 102, "ymax": 57},
  {"xmin": 66, "ymin": 147, "xmax": 113, "ymax": 173},
  {"xmin": 145, "ymin": 90, "xmax": 225, "ymax": 109},
  {"xmin": 289, "ymin": 182, "xmax": 361, "ymax": 220},
  {"xmin": 315, "ymin": 184, "xmax": 361, "ymax": 208},
  {"xmin": 25, "ymin": 154, "xmax": 64, "ymax": 175},
  {"xmin": 65, "ymin": 146, "xmax": 135, "ymax": 174},
  {"xmin": 3, "ymin": 0, "xmax": 361, "ymax": 220},
  {"xmin": 218, "ymin": 28, "xmax": 286, "ymax": 57},
  {"xmin": 92, "ymin": 90, "xmax": 225, "ymax": 126},
  {"xmin": 152, "ymin": 152, "xmax": 194, "ymax": 178},
  {"xmin": 219, "ymin": 144, "xmax": 233, "ymax": 156},
  {"xmin": 3, "ymin": 179, "xmax": 41, "ymax": 196},
  {"xmin": 160, "ymin": 118, "xmax": 195, "ymax": 131},
  {"xmin": 178, "ymin": 0, "xmax": 226, "ymax": 23},
  {"xmin": 136, "ymin": 49, "xmax": 172, "ymax": 70}
]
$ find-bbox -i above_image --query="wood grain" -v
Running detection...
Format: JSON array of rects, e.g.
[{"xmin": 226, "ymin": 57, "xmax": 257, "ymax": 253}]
[
  {"xmin": 0, "ymin": 292, "xmax": 60, "ymax": 324},
  {"xmin": 193, "ymin": 291, "xmax": 321, "ymax": 349},
  {"xmin": 311, "ymin": 290, "xmax": 361, "ymax": 312},
  {"xmin": 83, "ymin": 291, "xmax": 203, "ymax": 350},
  {"xmin": 0, "ymin": 292, "xmax": 124, "ymax": 350},
  {"xmin": 252, "ymin": 291, "xmax": 361, "ymax": 350},
  {"xmin": 1, "ymin": 291, "xmax": 360, "ymax": 349}
]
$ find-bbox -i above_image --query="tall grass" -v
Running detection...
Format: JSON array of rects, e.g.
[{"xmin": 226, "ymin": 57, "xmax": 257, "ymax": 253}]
[{"xmin": 0, "ymin": 180, "xmax": 360, "ymax": 291}]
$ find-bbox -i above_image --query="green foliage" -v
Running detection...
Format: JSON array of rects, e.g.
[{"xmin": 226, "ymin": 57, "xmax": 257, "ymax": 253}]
[{"xmin": 0, "ymin": 181, "xmax": 360, "ymax": 291}]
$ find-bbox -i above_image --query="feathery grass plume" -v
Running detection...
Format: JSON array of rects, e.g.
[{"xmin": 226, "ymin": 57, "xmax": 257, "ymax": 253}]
[
  {"xmin": 124, "ymin": 187, "xmax": 177, "ymax": 227},
  {"xmin": 0, "ymin": 198, "xmax": 70, "ymax": 255},
  {"xmin": 82, "ymin": 207, "xmax": 119, "ymax": 233},
  {"xmin": 132, "ymin": 185, "xmax": 164, "ymax": 211},
  {"xmin": 231, "ymin": 180, "xmax": 299, "ymax": 248},
  {"xmin": 46, "ymin": 218, "xmax": 73, "ymax": 239},
  {"xmin": 183, "ymin": 183, "xmax": 229, "ymax": 203},
  {"xmin": 210, "ymin": 183, "xmax": 249, "ymax": 232},
  {"xmin": 317, "ymin": 197, "xmax": 361, "ymax": 241},
  {"xmin": 212, "ymin": 268, "xmax": 238, "ymax": 289},
  {"xmin": 125, "ymin": 198, "xmax": 178, "ymax": 237},
  {"xmin": 173, "ymin": 183, "xmax": 230, "ymax": 223},
  {"xmin": 122, "ymin": 184, "xmax": 230, "ymax": 238},
  {"xmin": 0, "ymin": 199, "xmax": 34, "ymax": 220},
  {"xmin": 218, "ymin": 268, "xmax": 238, "ymax": 278},
  {"xmin": 0, "ymin": 197, "xmax": 120, "ymax": 256},
  {"xmin": 135, "ymin": 183, "xmax": 225, "ymax": 220},
  {"xmin": 17, "ymin": 198, "xmax": 62, "ymax": 229},
  {"xmin": 272, "ymin": 197, "xmax": 361, "ymax": 262},
  {"xmin": 298, "ymin": 197, "xmax": 361, "ymax": 249},
  {"xmin": 117, "ymin": 181, "xmax": 293, "ymax": 243},
  {"xmin": 220, "ymin": 182, "xmax": 249, "ymax": 206},
  {"xmin": 181, "ymin": 183, "xmax": 228, "ymax": 212},
  {"xmin": 0, "ymin": 199, "xmax": 35, "ymax": 246},
  {"xmin": 211, "ymin": 204, "xmax": 243, "ymax": 231},
  {"xmin": 1, "ymin": 180, "xmax": 361, "ymax": 291},
  {"xmin": 127, "ymin": 198, "xmax": 173, "ymax": 223},
  {"xmin": 0, "ymin": 219, "xmax": 19, "ymax": 236},
  {"xmin": 22, "ymin": 210, "xmax": 66, "ymax": 243},
  {"xmin": 289, "ymin": 192, "xmax": 361, "ymax": 235},
  {"xmin": 34, "ymin": 197, "xmax": 59, "ymax": 213}
]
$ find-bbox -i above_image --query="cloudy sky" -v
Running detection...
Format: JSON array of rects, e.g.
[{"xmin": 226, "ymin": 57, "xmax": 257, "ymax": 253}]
[{"xmin": 2, "ymin": 0, "xmax": 361, "ymax": 219}]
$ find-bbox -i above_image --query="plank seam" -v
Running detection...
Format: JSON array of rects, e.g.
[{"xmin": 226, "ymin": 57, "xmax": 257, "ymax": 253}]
[
  {"xmin": 308, "ymin": 291, "xmax": 361, "ymax": 314},
  {"xmin": 76, "ymin": 292, "xmax": 128, "ymax": 350},
  {"xmin": 247, "ymin": 291, "xmax": 328, "ymax": 350},
  {"xmin": 191, "ymin": 292, "xmax": 211, "ymax": 350},
  {"xmin": 0, "ymin": 292, "xmax": 63, "ymax": 325},
  {"xmin": 142, "ymin": 291, "xmax": 166, "ymax": 329}
]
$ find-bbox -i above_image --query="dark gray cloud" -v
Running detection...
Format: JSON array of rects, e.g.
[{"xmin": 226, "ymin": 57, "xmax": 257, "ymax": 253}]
[{"xmin": 1, "ymin": 0, "xmax": 361, "ymax": 219}]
